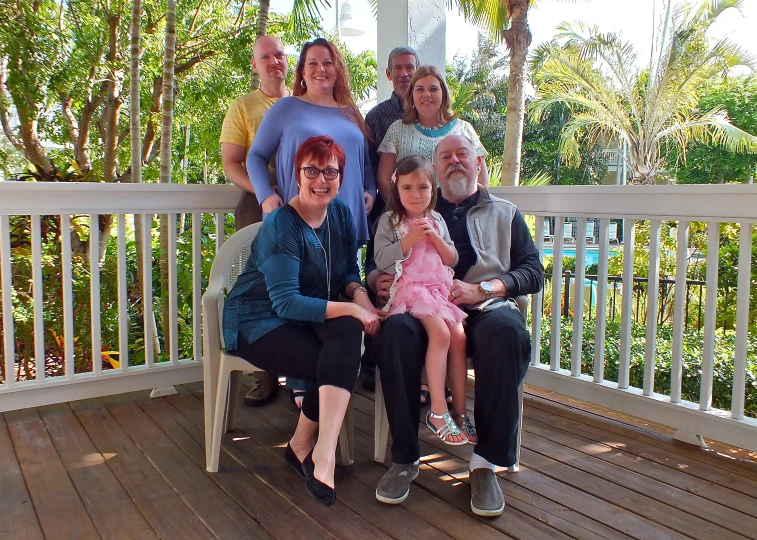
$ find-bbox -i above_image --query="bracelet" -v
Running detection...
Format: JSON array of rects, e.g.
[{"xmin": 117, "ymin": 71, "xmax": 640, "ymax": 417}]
[{"xmin": 350, "ymin": 285, "xmax": 368, "ymax": 299}]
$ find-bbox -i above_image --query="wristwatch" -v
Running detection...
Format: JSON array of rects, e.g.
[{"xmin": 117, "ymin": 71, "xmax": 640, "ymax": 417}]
[{"xmin": 478, "ymin": 281, "xmax": 494, "ymax": 301}]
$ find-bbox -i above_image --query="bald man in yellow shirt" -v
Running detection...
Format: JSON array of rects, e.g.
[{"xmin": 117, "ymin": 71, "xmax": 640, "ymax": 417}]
[{"xmin": 219, "ymin": 35, "xmax": 290, "ymax": 405}]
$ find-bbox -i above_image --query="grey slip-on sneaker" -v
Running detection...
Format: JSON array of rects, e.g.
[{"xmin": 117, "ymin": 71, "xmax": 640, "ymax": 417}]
[
  {"xmin": 376, "ymin": 462, "xmax": 420, "ymax": 504},
  {"xmin": 470, "ymin": 468, "xmax": 505, "ymax": 517}
]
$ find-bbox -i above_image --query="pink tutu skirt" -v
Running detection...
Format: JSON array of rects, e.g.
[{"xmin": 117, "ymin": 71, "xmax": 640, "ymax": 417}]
[{"xmin": 385, "ymin": 236, "xmax": 466, "ymax": 324}]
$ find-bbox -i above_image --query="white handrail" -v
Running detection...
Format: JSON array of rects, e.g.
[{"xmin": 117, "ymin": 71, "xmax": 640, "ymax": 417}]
[{"xmin": 0, "ymin": 183, "xmax": 754, "ymax": 453}]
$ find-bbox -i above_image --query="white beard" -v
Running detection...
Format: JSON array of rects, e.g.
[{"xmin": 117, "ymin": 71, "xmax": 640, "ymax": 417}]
[{"xmin": 444, "ymin": 175, "xmax": 474, "ymax": 200}]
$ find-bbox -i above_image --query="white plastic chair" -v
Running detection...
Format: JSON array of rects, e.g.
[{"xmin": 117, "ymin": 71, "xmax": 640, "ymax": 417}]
[
  {"xmin": 543, "ymin": 221, "xmax": 554, "ymax": 243},
  {"xmin": 563, "ymin": 222, "xmax": 574, "ymax": 244},
  {"xmin": 586, "ymin": 220, "xmax": 595, "ymax": 244},
  {"xmin": 373, "ymin": 296, "xmax": 529, "ymax": 472},
  {"xmin": 203, "ymin": 223, "xmax": 354, "ymax": 473}
]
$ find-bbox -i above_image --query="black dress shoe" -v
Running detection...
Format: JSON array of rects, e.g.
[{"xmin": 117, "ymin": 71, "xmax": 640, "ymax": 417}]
[
  {"xmin": 303, "ymin": 450, "xmax": 336, "ymax": 506},
  {"xmin": 283, "ymin": 444, "xmax": 306, "ymax": 479}
]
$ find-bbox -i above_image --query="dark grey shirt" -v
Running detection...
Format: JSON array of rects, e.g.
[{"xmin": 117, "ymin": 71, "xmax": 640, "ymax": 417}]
[{"xmin": 365, "ymin": 92, "xmax": 405, "ymax": 171}]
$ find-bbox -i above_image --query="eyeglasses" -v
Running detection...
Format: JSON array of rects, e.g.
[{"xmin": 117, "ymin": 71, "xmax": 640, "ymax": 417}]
[{"xmin": 301, "ymin": 167, "xmax": 340, "ymax": 180}]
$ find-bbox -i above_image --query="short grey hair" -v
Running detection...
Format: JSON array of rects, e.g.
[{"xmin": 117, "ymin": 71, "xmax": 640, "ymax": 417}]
[{"xmin": 387, "ymin": 46, "xmax": 419, "ymax": 70}]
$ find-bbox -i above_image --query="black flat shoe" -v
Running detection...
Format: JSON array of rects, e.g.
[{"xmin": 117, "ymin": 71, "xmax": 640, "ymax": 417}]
[
  {"xmin": 302, "ymin": 449, "xmax": 315, "ymax": 479},
  {"xmin": 307, "ymin": 473, "xmax": 336, "ymax": 506},
  {"xmin": 303, "ymin": 450, "xmax": 336, "ymax": 506},
  {"xmin": 284, "ymin": 443, "xmax": 306, "ymax": 479}
]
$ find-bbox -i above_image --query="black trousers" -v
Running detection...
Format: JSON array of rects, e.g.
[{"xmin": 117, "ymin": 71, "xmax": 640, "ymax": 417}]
[
  {"xmin": 373, "ymin": 302, "xmax": 531, "ymax": 466},
  {"xmin": 231, "ymin": 317, "xmax": 363, "ymax": 422}
]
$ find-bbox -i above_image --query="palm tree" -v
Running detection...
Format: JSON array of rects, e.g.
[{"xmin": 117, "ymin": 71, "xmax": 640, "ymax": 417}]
[
  {"xmin": 159, "ymin": 0, "xmax": 177, "ymax": 353},
  {"xmin": 530, "ymin": 0, "xmax": 757, "ymax": 184},
  {"xmin": 441, "ymin": 1, "xmax": 546, "ymax": 185}
]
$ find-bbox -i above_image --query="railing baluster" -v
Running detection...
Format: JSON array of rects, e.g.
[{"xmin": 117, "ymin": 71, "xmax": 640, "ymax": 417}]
[
  {"xmin": 594, "ymin": 218, "xmax": 609, "ymax": 383},
  {"xmin": 31, "ymin": 215, "xmax": 44, "ymax": 381},
  {"xmin": 670, "ymin": 221, "xmax": 688, "ymax": 403},
  {"xmin": 571, "ymin": 217, "xmax": 587, "ymax": 377},
  {"xmin": 168, "ymin": 213, "xmax": 178, "ymax": 365},
  {"xmin": 643, "ymin": 220, "xmax": 662, "ymax": 396},
  {"xmin": 532, "ymin": 215, "xmax": 544, "ymax": 367},
  {"xmin": 142, "ymin": 214, "xmax": 155, "ymax": 368},
  {"xmin": 700, "ymin": 221, "xmax": 720, "ymax": 411},
  {"xmin": 60, "ymin": 215, "xmax": 75, "ymax": 378},
  {"xmin": 731, "ymin": 222, "xmax": 752, "ymax": 420},
  {"xmin": 550, "ymin": 215, "xmax": 565, "ymax": 371},
  {"xmin": 0, "ymin": 215, "xmax": 15, "ymax": 386},
  {"xmin": 117, "ymin": 215, "xmax": 129, "ymax": 371},
  {"xmin": 619, "ymin": 219, "xmax": 636, "ymax": 389},
  {"xmin": 215, "ymin": 212, "xmax": 224, "ymax": 253},
  {"xmin": 90, "ymin": 214, "xmax": 102, "ymax": 376},
  {"xmin": 192, "ymin": 213, "xmax": 202, "ymax": 363}
]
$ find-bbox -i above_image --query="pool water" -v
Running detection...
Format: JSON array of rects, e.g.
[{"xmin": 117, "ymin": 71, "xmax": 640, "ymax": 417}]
[{"xmin": 541, "ymin": 248, "xmax": 618, "ymax": 268}]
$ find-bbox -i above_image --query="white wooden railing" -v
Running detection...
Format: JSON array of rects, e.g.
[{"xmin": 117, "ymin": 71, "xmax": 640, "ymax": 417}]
[
  {"xmin": 0, "ymin": 183, "xmax": 240, "ymax": 411},
  {"xmin": 1, "ymin": 182, "xmax": 756, "ymax": 453},
  {"xmin": 496, "ymin": 184, "xmax": 757, "ymax": 453}
]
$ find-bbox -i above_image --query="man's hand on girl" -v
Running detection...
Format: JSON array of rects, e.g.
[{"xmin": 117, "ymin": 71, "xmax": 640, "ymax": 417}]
[{"xmin": 449, "ymin": 280, "xmax": 486, "ymax": 306}]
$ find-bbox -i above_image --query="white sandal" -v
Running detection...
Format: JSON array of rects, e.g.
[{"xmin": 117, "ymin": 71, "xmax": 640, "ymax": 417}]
[{"xmin": 425, "ymin": 410, "xmax": 469, "ymax": 446}]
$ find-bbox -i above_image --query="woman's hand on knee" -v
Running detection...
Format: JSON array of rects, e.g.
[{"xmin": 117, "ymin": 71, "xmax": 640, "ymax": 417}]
[{"xmin": 347, "ymin": 303, "xmax": 382, "ymax": 337}]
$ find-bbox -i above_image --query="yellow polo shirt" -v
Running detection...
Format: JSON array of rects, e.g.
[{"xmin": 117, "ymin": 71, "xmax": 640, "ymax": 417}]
[{"xmin": 219, "ymin": 89, "xmax": 279, "ymax": 186}]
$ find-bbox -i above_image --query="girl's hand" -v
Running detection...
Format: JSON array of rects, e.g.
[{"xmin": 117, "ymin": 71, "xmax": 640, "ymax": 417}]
[{"xmin": 406, "ymin": 218, "xmax": 431, "ymax": 245}]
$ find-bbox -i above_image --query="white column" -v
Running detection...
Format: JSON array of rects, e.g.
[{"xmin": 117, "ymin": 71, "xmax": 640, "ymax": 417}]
[{"xmin": 377, "ymin": 0, "xmax": 446, "ymax": 101}]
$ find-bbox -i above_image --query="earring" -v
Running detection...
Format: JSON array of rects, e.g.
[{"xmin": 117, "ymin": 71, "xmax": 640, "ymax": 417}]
[{"xmin": 300, "ymin": 79, "xmax": 306, "ymax": 89}]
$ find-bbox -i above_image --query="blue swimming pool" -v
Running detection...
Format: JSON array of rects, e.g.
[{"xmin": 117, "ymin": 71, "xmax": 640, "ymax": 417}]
[{"xmin": 542, "ymin": 248, "xmax": 619, "ymax": 268}]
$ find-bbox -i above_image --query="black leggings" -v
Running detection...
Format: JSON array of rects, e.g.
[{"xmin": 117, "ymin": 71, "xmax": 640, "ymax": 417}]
[{"xmin": 231, "ymin": 316, "xmax": 363, "ymax": 422}]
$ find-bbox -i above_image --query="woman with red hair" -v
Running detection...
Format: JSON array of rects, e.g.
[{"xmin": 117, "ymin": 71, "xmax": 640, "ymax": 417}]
[
  {"xmin": 225, "ymin": 136, "xmax": 382, "ymax": 506},
  {"xmin": 247, "ymin": 38, "xmax": 376, "ymax": 246}
]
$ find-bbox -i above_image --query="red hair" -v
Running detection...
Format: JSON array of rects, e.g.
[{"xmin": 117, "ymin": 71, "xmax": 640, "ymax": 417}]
[{"xmin": 293, "ymin": 136, "xmax": 346, "ymax": 188}]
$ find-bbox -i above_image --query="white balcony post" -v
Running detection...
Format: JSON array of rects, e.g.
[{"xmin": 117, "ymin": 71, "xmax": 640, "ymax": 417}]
[{"xmin": 377, "ymin": 0, "xmax": 446, "ymax": 101}]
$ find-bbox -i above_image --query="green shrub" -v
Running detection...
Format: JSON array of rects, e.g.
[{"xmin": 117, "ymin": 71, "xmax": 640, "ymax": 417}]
[{"xmin": 537, "ymin": 317, "xmax": 757, "ymax": 418}]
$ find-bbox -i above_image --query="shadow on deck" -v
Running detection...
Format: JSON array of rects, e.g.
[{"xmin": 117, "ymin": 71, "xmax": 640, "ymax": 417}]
[{"xmin": 2, "ymin": 378, "xmax": 757, "ymax": 540}]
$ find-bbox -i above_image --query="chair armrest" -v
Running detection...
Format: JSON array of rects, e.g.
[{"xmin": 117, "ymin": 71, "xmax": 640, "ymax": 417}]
[{"xmin": 513, "ymin": 295, "xmax": 529, "ymax": 318}]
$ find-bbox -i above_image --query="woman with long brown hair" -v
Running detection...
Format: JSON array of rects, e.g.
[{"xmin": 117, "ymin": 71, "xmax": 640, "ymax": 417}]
[
  {"xmin": 247, "ymin": 38, "xmax": 376, "ymax": 246},
  {"xmin": 376, "ymin": 65, "xmax": 488, "ymax": 204}
]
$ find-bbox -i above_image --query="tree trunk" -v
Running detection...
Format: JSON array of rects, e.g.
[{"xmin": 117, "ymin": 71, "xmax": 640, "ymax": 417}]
[
  {"xmin": 159, "ymin": 0, "xmax": 177, "ymax": 357},
  {"xmin": 500, "ymin": 0, "xmax": 531, "ymax": 187},
  {"xmin": 249, "ymin": 0, "xmax": 270, "ymax": 91}
]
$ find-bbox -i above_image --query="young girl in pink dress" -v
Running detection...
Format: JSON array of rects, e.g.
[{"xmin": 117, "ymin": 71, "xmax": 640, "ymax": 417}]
[{"xmin": 373, "ymin": 155, "xmax": 475, "ymax": 446}]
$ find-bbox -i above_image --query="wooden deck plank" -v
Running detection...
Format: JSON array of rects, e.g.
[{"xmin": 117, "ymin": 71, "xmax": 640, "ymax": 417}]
[
  {"xmin": 353, "ymin": 391, "xmax": 687, "ymax": 540},
  {"xmin": 348, "ymin": 392, "xmax": 632, "ymax": 540},
  {"xmin": 249, "ymin": 385, "xmax": 540, "ymax": 540},
  {"xmin": 170, "ymin": 384, "xmax": 393, "ymax": 540},
  {"xmin": 37, "ymin": 403, "xmax": 157, "ymax": 540},
  {"xmin": 524, "ymin": 413, "xmax": 757, "ymax": 525},
  {"xmin": 0, "ymin": 413, "xmax": 44, "ymax": 540},
  {"xmin": 207, "ymin": 383, "xmax": 453, "ymax": 540},
  {"xmin": 4, "ymin": 408, "xmax": 101, "ymax": 540},
  {"xmin": 521, "ymin": 430, "xmax": 749, "ymax": 539},
  {"xmin": 99, "ymin": 393, "xmax": 272, "ymax": 540},
  {"xmin": 525, "ymin": 386, "xmax": 757, "ymax": 471},
  {"xmin": 128, "ymin": 389, "xmax": 336, "ymax": 540},
  {"xmin": 69, "ymin": 398, "xmax": 214, "ymax": 540},
  {"xmin": 350, "ymin": 418, "xmax": 577, "ymax": 540},
  {"xmin": 526, "ymin": 392, "xmax": 757, "ymax": 487},
  {"xmin": 523, "ymin": 397, "xmax": 757, "ymax": 500}
]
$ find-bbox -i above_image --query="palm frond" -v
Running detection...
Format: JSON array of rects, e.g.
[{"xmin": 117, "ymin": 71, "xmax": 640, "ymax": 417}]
[{"xmin": 287, "ymin": 0, "xmax": 330, "ymax": 39}]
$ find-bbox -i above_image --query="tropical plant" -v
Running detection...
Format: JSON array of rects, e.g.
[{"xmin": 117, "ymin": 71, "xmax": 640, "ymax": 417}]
[
  {"xmin": 446, "ymin": 0, "xmax": 574, "ymax": 186},
  {"xmin": 667, "ymin": 76, "xmax": 757, "ymax": 184},
  {"xmin": 530, "ymin": 0, "xmax": 757, "ymax": 184}
]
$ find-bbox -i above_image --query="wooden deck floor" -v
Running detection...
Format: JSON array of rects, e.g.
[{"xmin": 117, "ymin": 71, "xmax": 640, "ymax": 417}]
[{"xmin": 2, "ymin": 378, "xmax": 757, "ymax": 540}]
